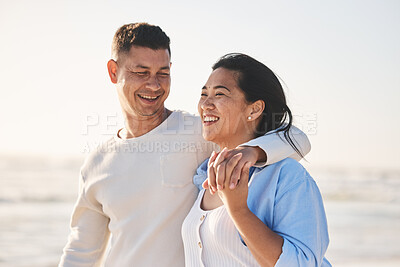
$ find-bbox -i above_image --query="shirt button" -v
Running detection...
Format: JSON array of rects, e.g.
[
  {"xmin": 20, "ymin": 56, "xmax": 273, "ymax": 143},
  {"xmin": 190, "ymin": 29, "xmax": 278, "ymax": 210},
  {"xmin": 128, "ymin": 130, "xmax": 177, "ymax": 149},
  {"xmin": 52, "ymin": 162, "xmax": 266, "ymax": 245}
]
[
  {"xmin": 198, "ymin": 241, "xmax": 202, "ymax": 248},
  {"xmin": 200, "ymin": 215, "xmax": 205, "ymax": 221}
]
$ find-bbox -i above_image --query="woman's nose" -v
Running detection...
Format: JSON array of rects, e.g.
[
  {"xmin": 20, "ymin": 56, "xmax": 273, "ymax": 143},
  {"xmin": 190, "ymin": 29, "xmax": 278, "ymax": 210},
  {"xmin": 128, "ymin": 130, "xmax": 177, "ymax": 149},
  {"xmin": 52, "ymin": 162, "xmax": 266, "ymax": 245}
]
[{"xmin": 200, "ymin": 97, "xmax": 215, "ymax": 110}]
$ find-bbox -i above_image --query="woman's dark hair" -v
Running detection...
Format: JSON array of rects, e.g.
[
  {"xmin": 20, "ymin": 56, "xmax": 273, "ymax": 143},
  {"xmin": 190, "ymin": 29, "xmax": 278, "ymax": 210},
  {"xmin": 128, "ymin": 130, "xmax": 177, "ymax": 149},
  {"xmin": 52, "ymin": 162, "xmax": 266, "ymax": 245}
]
[{"xmin": 212, "ymin": 53, "xmax": 303, "ymax": 158}]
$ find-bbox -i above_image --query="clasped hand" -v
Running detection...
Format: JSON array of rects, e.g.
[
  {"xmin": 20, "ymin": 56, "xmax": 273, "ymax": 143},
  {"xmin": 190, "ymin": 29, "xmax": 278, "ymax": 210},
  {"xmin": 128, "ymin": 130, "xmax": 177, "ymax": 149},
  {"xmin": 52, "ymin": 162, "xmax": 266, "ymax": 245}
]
[{"xmin": 202, "ymin": 146, "xmax": 260, "ymax": 213}]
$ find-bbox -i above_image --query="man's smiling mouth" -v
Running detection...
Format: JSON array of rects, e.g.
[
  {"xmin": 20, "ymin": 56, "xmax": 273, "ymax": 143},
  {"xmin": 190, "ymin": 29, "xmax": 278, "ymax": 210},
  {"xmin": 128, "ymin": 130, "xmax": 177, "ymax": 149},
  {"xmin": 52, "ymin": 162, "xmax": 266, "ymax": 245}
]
[{"xmin": 138, "ymin": 94, "xmax": 160, "ymax": 102}]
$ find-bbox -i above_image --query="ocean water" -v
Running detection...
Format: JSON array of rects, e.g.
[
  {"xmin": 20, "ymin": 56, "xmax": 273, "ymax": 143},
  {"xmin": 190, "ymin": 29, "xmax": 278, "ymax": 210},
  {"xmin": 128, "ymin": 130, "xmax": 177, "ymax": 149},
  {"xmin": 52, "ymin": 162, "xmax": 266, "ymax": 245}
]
[{"xmin": 0, "ymin": 155, "xmax": 399, "ymax": 267}]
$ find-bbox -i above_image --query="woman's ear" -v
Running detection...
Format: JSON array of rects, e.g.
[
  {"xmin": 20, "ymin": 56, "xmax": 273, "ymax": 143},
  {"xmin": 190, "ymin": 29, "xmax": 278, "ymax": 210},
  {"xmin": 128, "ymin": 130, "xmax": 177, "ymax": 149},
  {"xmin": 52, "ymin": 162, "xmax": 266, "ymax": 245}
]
[
  {"xmin": 248, "ymin": 100, "xmax": 265, "ymax": 121},
  {"xmin": 107, "ymin": 59, "xmax": 118, "ymax": 84}
]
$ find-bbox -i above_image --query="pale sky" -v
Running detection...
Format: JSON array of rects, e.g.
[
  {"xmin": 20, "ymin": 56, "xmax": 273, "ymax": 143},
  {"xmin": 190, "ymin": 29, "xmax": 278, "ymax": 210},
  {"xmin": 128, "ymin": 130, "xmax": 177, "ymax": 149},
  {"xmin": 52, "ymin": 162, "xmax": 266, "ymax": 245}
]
[{"xmin": 0, "ymin": 0, "xmax": 399, "ymax": 170}]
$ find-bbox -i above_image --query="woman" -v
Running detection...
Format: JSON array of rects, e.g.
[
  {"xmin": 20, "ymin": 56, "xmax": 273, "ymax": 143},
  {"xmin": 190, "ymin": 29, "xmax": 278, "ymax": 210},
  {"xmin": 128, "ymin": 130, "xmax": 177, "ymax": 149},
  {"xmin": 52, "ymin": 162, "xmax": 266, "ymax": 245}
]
[{"xmin": 181, "ymin": 53, "xmax": 331, "ymax": 267}]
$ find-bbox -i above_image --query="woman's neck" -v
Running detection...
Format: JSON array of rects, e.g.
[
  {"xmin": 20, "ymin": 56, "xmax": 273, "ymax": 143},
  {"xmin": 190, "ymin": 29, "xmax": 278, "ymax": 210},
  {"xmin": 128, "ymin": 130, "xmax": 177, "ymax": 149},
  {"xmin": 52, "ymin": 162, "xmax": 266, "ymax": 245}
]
[{"xmin": 215, "ymin": 132, "xmax": 256, "ymax": 150}]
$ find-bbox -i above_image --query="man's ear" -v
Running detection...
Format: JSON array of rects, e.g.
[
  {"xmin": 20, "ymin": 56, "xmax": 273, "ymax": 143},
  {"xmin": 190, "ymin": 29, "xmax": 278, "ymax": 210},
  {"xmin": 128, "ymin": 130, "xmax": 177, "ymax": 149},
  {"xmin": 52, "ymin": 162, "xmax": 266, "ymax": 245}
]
[
  {"xmin": 107, "ymin": 59, "xmax": 118, "ymax": 84},
  {"xmin": 249, "ymin": 100, "xmax": 265, "ymax": 120}
]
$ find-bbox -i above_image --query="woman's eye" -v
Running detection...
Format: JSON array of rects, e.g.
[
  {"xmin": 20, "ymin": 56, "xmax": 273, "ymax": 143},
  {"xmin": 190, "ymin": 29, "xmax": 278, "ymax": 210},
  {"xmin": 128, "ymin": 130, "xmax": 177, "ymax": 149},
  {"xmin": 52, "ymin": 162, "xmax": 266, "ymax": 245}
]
[{"xmin": 201, "ymin": 93, "xmax": 207, "ymax": 97}]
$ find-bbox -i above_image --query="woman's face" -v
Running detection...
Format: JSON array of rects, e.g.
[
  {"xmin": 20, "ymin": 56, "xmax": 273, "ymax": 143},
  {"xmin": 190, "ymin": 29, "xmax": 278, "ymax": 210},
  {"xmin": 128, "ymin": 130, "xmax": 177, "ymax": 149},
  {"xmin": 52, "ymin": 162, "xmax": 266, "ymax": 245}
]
[{"xmin": 198, "ymin": 68, "xmax": 254, "ymax": 148}]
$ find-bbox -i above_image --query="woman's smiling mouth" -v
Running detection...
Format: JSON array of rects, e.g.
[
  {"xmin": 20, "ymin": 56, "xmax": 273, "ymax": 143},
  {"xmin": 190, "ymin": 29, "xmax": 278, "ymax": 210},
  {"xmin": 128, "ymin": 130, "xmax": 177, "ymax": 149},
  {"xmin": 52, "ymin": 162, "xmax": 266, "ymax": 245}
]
[{"xmin": 203, "ymin": 115, "xmax": 220, "ymax": 126}]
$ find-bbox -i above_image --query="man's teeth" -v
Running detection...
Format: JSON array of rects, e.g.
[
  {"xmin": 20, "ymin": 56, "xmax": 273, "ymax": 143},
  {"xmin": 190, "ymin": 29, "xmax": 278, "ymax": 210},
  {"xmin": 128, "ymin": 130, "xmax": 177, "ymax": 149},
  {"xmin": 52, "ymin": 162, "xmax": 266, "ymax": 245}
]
[
  {"xmin": 204, "ymin": 116, "xmax": 219, "ymax": 122},
  {"xmin": 140, "ymin": 95, "xmax": 158, "ymax": 100}
]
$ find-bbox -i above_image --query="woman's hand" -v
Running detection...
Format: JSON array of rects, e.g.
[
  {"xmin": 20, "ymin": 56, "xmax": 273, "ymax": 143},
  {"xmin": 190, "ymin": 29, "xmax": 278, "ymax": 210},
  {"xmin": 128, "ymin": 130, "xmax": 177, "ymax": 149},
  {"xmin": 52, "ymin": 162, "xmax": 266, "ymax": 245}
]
[
  {"xmin": 202, "ymin": 147, "xmax": 252, "ymax": 215},
  {"xmin": 203, "ymin": 147, "xmax": 283, "ymax": 267},
  {"xmin": 217, "ymin": 161, "xmax": 252, "ymax": 215},
  {"xmin": 202, "ymin": 146, "xmax": 264, "ymax": 193},
  {"xmin": 205, "ymin": 152, "xmax": 283, "ymax": 267}
]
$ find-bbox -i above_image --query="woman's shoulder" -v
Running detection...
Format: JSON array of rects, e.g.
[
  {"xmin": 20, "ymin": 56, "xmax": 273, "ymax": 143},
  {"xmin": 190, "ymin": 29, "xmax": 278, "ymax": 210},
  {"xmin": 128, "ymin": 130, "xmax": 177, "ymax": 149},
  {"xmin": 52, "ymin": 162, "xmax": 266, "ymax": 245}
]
[
  {"xmin": 271, "ymin": 158, "xmax": 308, "ymax": 176},
  {"xmin": 257, "ymin": 158, "xmax": 314, "ymax": 194}
]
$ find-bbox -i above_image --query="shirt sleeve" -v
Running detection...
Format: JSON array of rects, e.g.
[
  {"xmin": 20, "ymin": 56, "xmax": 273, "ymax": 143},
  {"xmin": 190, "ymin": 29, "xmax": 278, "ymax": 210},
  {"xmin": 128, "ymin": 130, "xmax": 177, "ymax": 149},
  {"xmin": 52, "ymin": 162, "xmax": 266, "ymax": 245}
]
[
  {"xmin": 193, "ymin": 158, "xmax": 209, "ymax": 191},
  {"xmin": 273, "ymin": 177, "xmax": 330, "ymax": 267},
  {"xmin": 240, "ymin": 125, "xmax": 311, "ymax": 167},
  {"xmin": 59, "ymin": 172, "xmax": 110, "ymax": 267}
]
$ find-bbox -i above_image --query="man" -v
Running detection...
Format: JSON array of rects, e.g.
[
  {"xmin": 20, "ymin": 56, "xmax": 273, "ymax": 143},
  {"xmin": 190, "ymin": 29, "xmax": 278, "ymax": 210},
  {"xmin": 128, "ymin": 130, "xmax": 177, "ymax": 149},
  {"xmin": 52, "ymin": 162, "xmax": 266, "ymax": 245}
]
[{"xmin": 59, "ymin": 23, "xmax": 310, "ymax": 267}]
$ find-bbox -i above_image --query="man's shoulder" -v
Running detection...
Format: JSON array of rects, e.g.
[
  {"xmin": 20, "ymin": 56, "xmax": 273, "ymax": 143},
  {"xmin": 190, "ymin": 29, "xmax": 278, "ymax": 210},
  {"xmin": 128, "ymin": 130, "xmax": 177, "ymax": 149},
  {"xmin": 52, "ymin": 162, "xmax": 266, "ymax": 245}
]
[
  {"xmin": 165, "ymin": 110, "xmax": 202, "ymax": 134},
  {"xmin": 173, "ymin": 110, "xmax": 200, "ymax": 121},
  {"xmin": 80, "ymin": 136, "xmax": 117, "ymax": 177}
]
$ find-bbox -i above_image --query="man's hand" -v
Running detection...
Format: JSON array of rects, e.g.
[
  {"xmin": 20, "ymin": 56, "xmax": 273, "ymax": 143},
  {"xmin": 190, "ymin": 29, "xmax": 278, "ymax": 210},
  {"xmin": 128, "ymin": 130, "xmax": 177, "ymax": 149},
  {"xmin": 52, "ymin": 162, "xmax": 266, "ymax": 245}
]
[{"xmin": 202, "ymin": 146, "xmax": 266, "ymax": 194}]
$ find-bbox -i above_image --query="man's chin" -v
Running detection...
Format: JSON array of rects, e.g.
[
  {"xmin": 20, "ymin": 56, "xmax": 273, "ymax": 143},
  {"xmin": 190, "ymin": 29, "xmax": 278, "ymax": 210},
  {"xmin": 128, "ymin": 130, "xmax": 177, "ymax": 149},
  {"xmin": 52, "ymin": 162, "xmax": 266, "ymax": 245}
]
[{"xmin": 136, "ymin": 106, "xmax": 165, "ymax": 117}]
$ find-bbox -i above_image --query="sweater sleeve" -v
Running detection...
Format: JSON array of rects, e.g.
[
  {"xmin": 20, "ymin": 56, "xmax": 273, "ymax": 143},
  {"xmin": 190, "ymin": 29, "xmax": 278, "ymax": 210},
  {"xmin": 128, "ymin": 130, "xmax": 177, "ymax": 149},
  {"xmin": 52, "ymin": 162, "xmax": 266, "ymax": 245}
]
[
  {"xmin": 59, "ymin": 172, "xmax": 110, "ymax": 267},
  {"xmin": 273, "ymin": 177, "xmax": 330, "ymax": 267},
  {"xmin": 241, "ymin": 125, "xmax": 311, "ymax": 166}
]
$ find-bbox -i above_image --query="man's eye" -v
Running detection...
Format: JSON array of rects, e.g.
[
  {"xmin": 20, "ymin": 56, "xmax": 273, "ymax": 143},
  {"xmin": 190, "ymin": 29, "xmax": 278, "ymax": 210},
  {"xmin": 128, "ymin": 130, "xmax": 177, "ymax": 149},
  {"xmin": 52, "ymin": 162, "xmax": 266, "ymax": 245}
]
[
  {"xmin": 134, "ymin": 72, "xmax": 147, "ymax": 76},
  {"xmin": 158, "ymin": 73, "xmax": 170, "ymax": 77},
  {"xmin": 216, "ymin": 93, "xmax": 225, "ymax": 96},
  {"xmin": 201, "ymin": 93, "xmax": 207, "ymax": 97}
]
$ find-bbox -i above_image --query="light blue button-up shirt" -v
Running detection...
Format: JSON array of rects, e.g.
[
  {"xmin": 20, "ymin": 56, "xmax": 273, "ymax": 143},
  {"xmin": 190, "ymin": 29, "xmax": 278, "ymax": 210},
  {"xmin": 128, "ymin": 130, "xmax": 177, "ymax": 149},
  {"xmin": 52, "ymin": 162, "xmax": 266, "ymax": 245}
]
[{"xmin": 193, "ymin": 158, "xmax": 331, "ymax": 267}]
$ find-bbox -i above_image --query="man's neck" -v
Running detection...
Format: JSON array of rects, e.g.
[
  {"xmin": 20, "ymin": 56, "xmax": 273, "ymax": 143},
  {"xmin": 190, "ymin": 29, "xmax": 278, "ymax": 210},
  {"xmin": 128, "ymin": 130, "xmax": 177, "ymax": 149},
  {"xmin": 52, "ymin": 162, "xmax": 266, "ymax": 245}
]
[{"xmin": 121, "ymin": 108, "xmax": 172, "ymax": 139}]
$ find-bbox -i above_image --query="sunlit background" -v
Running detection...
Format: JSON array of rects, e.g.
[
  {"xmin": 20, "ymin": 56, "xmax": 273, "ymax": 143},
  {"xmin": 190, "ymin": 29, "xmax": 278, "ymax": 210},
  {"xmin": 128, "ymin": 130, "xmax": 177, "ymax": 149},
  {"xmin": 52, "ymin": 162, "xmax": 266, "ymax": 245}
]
[{"xmin": 0, "ymin": 0, "xmax": 399, "ymax": 266}]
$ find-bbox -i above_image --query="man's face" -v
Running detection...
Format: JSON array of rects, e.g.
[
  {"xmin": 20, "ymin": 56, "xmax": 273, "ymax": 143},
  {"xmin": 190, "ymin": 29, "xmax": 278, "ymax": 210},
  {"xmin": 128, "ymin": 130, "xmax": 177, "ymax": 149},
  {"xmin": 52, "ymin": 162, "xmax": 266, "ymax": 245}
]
[{"xmin": 115, "ymin": 46, "xmax": 171, "ymax": 119}]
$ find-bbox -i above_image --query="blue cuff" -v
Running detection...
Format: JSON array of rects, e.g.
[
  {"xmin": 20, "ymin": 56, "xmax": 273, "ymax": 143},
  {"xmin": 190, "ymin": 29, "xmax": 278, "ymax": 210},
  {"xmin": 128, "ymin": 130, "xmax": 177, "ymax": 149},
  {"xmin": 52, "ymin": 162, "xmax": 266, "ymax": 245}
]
[{"xmin": 193, "ymin": 158, "xmax": 209, "ymax": 191}]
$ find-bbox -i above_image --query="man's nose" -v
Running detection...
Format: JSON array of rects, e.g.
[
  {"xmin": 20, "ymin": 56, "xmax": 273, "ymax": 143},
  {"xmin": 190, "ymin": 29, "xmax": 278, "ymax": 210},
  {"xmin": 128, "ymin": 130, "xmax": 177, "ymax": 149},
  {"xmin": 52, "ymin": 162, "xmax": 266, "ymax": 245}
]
[{"xmin": 146, "ymin": 75, "xmax": 161, "ymax": 90}]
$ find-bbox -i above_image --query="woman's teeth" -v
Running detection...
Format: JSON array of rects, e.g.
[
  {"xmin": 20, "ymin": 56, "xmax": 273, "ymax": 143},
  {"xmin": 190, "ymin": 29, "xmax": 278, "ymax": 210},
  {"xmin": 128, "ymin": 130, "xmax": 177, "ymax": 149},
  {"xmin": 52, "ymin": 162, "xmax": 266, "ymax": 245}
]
[{"xmin": 204, "ymin": 116, "xmax": 219, "ymax": 122}]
